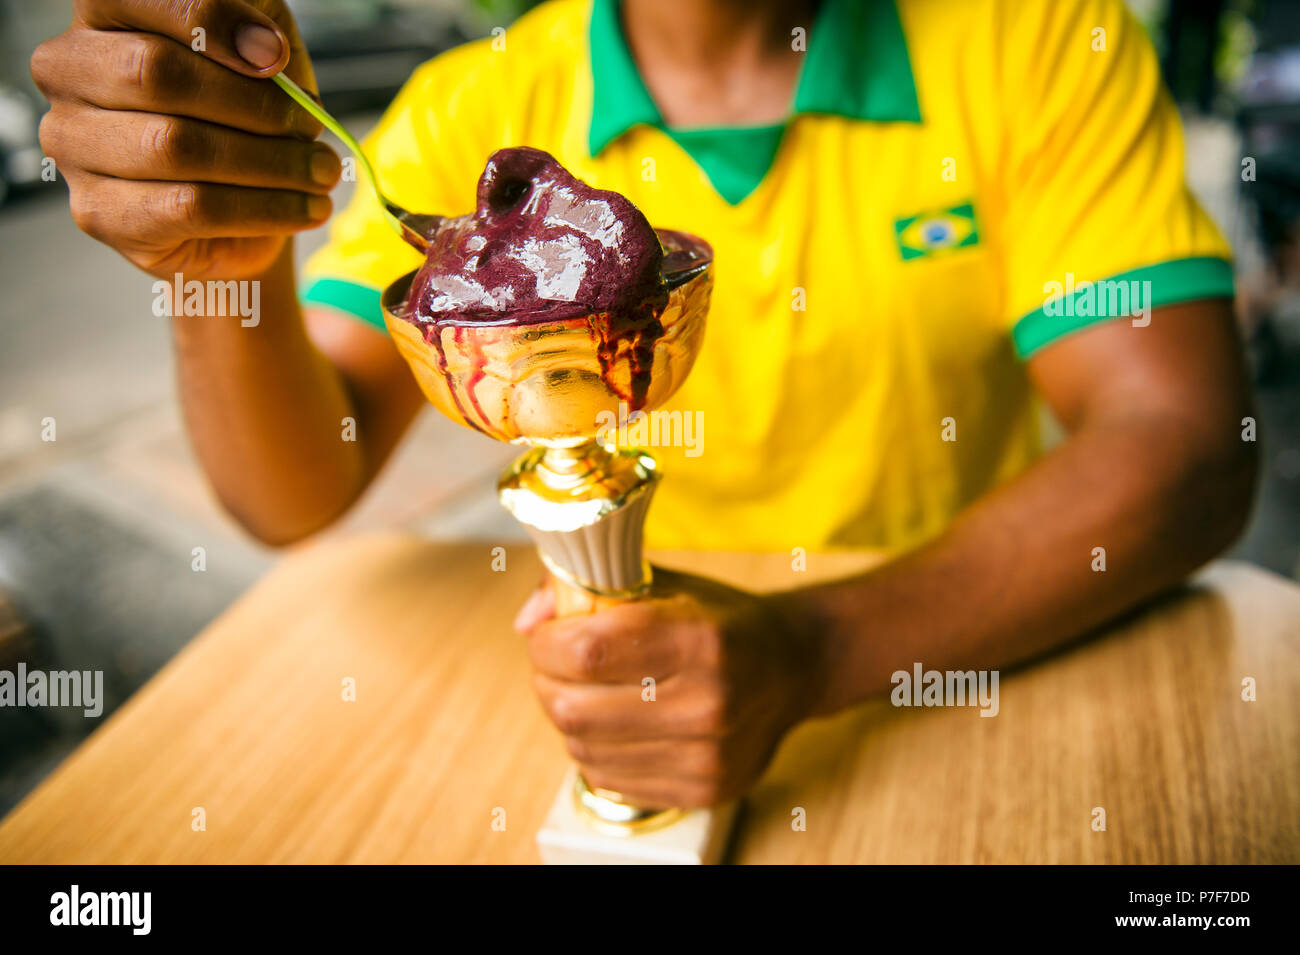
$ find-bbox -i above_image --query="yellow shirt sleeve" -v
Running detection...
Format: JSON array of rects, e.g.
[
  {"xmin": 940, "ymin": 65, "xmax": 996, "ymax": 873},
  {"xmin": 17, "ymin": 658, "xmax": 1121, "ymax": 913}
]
[
  {"xmin": 301, "ymin": 39, "xmax": 505, "ymax": 330},
  {"xmin": 998, "ymin": 0, "xmax": 1234, "ymax": 357}
]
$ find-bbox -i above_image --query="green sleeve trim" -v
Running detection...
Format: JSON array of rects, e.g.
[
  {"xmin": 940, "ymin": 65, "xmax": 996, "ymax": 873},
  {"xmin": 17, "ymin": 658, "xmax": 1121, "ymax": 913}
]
[
  {"xmin": 301, "ymin": 278, "xmax": 388, "ymax": 334},
  {"xmin": 1012, "ymin": 256, "xmax": 1235, "ymax": 359}
]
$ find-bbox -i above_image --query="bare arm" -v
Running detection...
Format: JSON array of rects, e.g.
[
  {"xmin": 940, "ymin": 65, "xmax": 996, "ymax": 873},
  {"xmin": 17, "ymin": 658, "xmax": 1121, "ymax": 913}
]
[
  {"xmin": 171, "ymin": 246, "xmax": 422, "ymax": 544},
  {"xmin": 783, "ymin": 298, "xmax": 1258, "ymax": 712},
  {"xmin": 33, "ymin": 0, "xmax": 421, "ymax": 543}
]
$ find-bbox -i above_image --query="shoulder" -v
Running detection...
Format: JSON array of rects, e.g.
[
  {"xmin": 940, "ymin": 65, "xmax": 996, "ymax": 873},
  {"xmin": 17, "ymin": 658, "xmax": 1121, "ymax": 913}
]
[
  {"xmin": 895, "ymin": 0, "xmax": 1139, "ymax": 60},
  {"xmin": 895, "ymin": 0, "xmax": 1160, "ymax": 138}
]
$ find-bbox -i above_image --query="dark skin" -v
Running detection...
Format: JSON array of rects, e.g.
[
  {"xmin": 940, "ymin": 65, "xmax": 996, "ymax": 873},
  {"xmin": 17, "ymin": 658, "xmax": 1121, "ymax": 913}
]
[{"xmin": 34, "ymin": 0, "xmax": 1257, "ymax": 807}]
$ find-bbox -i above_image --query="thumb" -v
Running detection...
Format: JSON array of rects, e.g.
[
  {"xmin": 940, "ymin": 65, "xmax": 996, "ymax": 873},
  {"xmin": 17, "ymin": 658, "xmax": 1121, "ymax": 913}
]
[{"xmin": 513, "ymin": 578, "xmax": 557, "ymax": 634}]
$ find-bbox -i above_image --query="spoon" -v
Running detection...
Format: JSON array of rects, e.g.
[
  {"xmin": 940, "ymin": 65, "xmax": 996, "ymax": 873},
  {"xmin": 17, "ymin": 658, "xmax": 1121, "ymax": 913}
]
[
  {"xmin": 272, "ymin": 72, "xmax": 441, "ymax": 252},
  {"xmin": 272, "ymin": 73, "xmax": 708, "ymax": 289}
]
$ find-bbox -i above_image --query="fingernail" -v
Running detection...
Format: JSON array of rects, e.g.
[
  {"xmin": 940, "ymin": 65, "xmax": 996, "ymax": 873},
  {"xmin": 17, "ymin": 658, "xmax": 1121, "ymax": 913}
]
[
  {"xmin": 310, "ymin": 148, "xmax": 338, "ymax": 186},
  {"xmin": 235, "ymin": 24, "xmax": 283, "ymax": 70},
  {"xmin": 307, "ymin": 195, "xmax": 331, "ymax": 220}
]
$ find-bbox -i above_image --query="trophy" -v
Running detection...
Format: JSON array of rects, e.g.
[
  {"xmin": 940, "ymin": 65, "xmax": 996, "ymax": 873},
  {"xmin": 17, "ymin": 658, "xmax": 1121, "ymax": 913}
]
[{"xmin": 381, "ymin": 227, "xmax": 734, "ymax": 864}]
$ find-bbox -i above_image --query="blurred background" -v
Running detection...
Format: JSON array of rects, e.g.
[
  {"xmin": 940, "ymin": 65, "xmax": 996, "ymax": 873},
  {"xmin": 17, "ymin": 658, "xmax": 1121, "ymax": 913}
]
[{"xmin": 1, "ymin": 0, "xmax": 1298, "ymax": 814}]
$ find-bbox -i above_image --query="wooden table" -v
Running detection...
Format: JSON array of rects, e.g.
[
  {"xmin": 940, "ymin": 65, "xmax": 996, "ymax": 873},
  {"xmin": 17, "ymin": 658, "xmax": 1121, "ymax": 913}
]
[{"xmin": 1, "ymin": 533, "xmax": 1297, "ymax": 864}]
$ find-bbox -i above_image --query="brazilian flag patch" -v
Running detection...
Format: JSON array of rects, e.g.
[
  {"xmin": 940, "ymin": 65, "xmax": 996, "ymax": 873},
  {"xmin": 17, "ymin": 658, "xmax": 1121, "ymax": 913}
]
[{"xmin": 894, "ymin": 203, "xmax": 979, "ymax": 261}]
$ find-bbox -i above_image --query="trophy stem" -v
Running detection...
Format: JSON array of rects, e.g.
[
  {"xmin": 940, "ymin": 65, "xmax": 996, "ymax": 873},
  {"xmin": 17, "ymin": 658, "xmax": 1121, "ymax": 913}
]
[
  {"xmin": 499, "ymin": 438, "xmax": 685, "ymax": 832},
  {"xmin": 499, "ymin": 439, "xmax": 659, "ymax": 598}
]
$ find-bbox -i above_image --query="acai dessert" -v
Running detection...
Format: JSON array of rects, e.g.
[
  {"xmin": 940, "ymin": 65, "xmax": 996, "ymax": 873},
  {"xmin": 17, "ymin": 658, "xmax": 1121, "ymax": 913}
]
[{"xmin": 387, "ymin": 147, "xmax": 711, "ymax": 442}]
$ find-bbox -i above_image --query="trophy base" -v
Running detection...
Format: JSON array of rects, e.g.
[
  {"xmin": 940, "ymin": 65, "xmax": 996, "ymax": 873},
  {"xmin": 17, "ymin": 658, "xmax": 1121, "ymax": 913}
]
[{"xmin": 536, "ymin": 766, "xmax": 737, "ymax": 865}]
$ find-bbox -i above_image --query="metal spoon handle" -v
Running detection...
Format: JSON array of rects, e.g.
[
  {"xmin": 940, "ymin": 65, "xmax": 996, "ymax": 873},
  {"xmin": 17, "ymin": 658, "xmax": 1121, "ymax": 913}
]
[{"xmin": 272, "ymin": 72, "xmax": 411, "ymax": 240}]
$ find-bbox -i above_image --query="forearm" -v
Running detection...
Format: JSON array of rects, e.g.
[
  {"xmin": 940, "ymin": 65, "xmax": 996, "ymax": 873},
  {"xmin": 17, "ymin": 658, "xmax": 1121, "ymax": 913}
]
[
  {"xmin": 170, "ymin": 242, "xmax": 365, "ymax": 544},
  {"xmin": 782, "ymin": 410, "xmax": 1257, "ymax": 715}
]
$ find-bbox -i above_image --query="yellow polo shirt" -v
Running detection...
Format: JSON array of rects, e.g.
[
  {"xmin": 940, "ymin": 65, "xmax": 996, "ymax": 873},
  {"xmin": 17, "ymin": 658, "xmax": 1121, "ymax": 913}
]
[{"xmin": 303, "ymin": 0, "xmax": 1233, "ymax": 553}]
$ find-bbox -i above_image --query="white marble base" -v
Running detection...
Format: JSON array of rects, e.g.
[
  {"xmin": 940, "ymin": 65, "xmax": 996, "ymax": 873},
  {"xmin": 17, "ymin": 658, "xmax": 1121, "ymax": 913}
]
[{"xmin": 535, "ymin": 767, "xmax": 737, "ymax": 865}]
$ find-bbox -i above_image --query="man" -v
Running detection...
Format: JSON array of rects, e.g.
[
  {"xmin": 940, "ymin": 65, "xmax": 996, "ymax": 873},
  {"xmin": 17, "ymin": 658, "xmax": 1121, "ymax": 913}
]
[{"xmin": 32, "ymin": 0, "xmax": 1256, "ymax": 809}]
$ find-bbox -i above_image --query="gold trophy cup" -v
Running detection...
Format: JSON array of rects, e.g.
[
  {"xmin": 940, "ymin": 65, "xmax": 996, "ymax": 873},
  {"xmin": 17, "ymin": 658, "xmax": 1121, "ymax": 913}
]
[{"xmin": 381, "ymin": 229, "xmax": 723, "ymax": 861}]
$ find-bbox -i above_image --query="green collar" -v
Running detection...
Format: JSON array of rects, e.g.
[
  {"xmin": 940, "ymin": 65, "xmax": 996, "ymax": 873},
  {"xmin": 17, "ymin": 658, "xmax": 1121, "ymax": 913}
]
[{"xmin": 587, "ymin": 0, "xmax": 922, "ymax": 203}]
